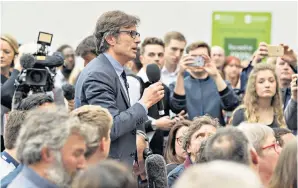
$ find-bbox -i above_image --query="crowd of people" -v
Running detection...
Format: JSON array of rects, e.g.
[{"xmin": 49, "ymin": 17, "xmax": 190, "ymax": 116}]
[{"xmin": 0, "ymin": 10, "xmax": 297, "ymax": 188}]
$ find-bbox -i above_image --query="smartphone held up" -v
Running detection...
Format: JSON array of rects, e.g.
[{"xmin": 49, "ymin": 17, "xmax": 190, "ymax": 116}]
[
  {"xmin": 267, "ymin": 45, "xmax": 284, "ymax": 57},
  {"xmin": 188, "ymin": 56, "xmax": 205, "ymax": 67}
]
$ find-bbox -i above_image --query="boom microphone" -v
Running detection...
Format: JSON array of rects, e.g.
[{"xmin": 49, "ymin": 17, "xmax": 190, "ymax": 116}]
[
  {"xmin": 145, "ymin": 154, "xmax": 168, "ymax": 188},
  {"xmin": 146, "ymin": 63, "xmax": 165, "ymax": 116},
  {"xmin": 20, "ymin": 54, "xmax": 35, "ymax": 69}
]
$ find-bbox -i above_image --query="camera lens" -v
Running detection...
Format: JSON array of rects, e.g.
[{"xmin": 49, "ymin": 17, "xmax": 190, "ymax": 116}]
[{"xmin": 30, "ymin": 70, "xmax": 43, "ymax": 83}]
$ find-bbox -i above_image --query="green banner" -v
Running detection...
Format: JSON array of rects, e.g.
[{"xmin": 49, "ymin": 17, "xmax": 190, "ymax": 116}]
[{"xmin": 212, "ymin": 12, "xmax": 271, "ymax": 61}]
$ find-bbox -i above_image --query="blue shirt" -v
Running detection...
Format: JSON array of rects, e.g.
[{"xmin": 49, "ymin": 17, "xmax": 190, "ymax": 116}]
[
  {"xmin": 103, "ymin": 53, "xmax": 148, "ymax": 113},
  {"xmin": 8, "ymin": 165, "xmax": 58, "ymax": 188},
  {"xmin": 0, "ymin": 151, "xmax": 19, "ymax": 179},
  {"xmin": 1, "ymin": 165, "xmax": 23, "ymax": 188}
]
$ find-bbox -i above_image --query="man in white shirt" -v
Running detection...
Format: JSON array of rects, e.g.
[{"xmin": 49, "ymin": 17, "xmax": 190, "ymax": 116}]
[
  {"xmin": 128, "ymin": 37, "xmax": 184, "ymax": 155},
  {"xmin": 161, "ymin": 31, "xmax": 187, "ymax": 86}
]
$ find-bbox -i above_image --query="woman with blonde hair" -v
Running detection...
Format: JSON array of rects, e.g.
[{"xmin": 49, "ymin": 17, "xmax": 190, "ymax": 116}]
[
  {"xmin": 268, "ymin": 139, "xmax": 297, "ymax": 188},
  {"xmin": 231, "ymin": 63, "xmax": 286, "ymax": 127}
]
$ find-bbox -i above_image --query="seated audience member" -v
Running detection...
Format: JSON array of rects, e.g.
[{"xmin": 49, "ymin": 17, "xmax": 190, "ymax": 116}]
[
  {"xmin": 204, "ymin": 127, "xmax": 258, "ymax": 170},
  {"xmin": 167, "ymin": 115, "xmax": 220, "ymax": 187},
  {"xmin": 1, "ymin": 94, "xmax": 55, "ymax": 187},
  {"xmin": 273, "ymin": 128, "xmax": 295, "ymax": 147},
  {"xmin": 231, "ymin": 63, "xmax": 286, "ymax": 128},
  {"xmin": 70, "ymin": 105, "xmax": 113, "ymax": 166},
  {"xmin": 173, "ymin": 161, "xmax": 262, "ymax": 188},
  {"xmin": 161, "ymin": 31, "xmax": 187, "ymax": 87},
  {"xmin": 0, "ymin": 111, "xmax": 26, "ymax": 179},
  {"xmin": 72, "ymin": 160, "xmax": 137, "ymax": 188},
  {"xmin": 269, "ymin": 139, "xmax": 297, "ymax": 188},
  {"xmin": 237, "ymin": 122, "xmax": 282, "ymax": 187},
  {"xmin": 170, "ymin": 41, "xmax": 240, "ymax": 125},
  {"xmin": 284, "ymin": 74, "xmax": 297, "ymax": 133},
  {"xmin": 8, "ymin": 107, "xmax": 89, "ymax": 188},
  {"xmin": 164, "ymin": 120, "xmax": 191, "ymax": 174}
]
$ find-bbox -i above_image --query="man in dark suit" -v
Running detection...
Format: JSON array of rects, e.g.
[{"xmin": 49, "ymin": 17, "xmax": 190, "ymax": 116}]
[{"xmin": 75, "ymin": 10, "xmax": 164, "ymax": 166}]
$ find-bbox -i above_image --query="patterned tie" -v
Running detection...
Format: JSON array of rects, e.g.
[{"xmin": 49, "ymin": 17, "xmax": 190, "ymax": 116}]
[{"xmin": 121, "ymin": 71, "xmax": 130, "ymax": 101}]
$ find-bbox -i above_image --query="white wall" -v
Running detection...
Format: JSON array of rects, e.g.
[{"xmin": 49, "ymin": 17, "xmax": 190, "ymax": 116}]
[{"xmin": 1, "ymin": 1, "xmax": 297, "ymax": 51}]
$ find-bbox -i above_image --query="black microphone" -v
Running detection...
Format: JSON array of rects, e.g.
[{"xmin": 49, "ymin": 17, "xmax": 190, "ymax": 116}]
[
  {"xmin": 34, "ymin": 52, "xmax": 64, "ymax": 68},
  {"xmin": 62, "ymin": 83, "xmax": 75, "ymax": 100},
  {"xmin": 20, "ymin": 54, "xmax": 35, "ymax": 69},
  {"xmin": 146, "ymin": 63, "xmax": 164, "ymax": 116},
  {"xmin": 145, "ymin": 154, "xmax": 168, "ymax": 188}
]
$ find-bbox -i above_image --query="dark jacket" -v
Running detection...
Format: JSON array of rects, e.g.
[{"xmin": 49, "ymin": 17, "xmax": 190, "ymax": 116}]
[
  {"xmin": 167, "ymin": 156, "xmax": 192, "ymax": 188},
  {"xmin": 169, "ymin": 76, "xmax": 240, "ymax": 125},
  {"xmin": 284, "ymin": 99, "xmax": 297, "ymax": 133},
  {"xmin": 75, "ymin": 54, "xmax": 148, "ymax": 165},
  {"xmin": 1, "ymin": 70, "xmax": 20, "ymax": 109}
]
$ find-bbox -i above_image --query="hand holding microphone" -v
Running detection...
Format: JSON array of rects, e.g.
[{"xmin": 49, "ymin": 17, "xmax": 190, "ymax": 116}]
[
  {"xmin": 140, "ymin": 81, "xmax": 164, "ymax": 110},
  {"xmin": 140, "ymin": 63, "xmax": 165, "ymax": 111}
]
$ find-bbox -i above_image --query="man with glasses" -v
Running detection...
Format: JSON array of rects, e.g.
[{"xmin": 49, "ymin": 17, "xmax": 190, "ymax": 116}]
[
  {"xmin": 238, "ymin": 122, "xmax": 282, "ymax": 187},
  {"xmin": 75, "ymin": 10, "xmax": 165, "ymax": 166}
]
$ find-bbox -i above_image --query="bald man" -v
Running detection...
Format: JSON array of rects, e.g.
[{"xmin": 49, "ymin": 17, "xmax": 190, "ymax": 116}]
[{"xmin": 211, "ymin": 46, "xmax": 225, "ymax": 70}]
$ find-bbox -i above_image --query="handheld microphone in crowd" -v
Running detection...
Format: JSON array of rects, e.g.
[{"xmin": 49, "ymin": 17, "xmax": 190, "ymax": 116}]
[
  {"xmin": 62, "ymin": 83, "xmax": 75, "ymax": 100},
  {"xmin": 146, "ymin": 63, "xmax": 165, "ymax": 116},
  {"xmin": 145, "ymin": 154, "xmax": 168, "ymax": 188}
]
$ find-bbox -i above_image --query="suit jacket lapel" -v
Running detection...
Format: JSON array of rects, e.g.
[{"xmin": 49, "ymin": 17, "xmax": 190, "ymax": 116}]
[{"xmin": 99, "ymin": 54, "xmax": 130, "ymax": 108}]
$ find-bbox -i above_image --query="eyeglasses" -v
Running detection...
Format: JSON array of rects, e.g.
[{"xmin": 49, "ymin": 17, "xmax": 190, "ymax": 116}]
[
  {"xmin": 176, "ymin": 136, "xmax": 183, "ymax": 146},
  {"xmin": 118, "ymin": 30, "xmax": 140, "ymax": 39},
  {"xmin": 262, "ymin": 141, "xmax": 281, "ymax": 154}
]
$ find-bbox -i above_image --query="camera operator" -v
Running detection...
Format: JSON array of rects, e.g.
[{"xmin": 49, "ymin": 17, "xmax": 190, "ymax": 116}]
[{"xmin": 170, "ymin": 41, "xmax": 240, "ymax": 125}]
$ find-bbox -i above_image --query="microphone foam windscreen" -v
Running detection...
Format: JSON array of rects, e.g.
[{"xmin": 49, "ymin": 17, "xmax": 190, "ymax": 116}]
[
  {"xmin": 145, "ymin": 154, "xmax": 168, "ymax": 188},
  {"xmin": 146, "ymin": 63, "xmax": 161, "ymax": 83},
  {"xmin": 62, "ymin": 83, "xmax": 75, "ymax": 100},
  {"xmin": 20, "ymin": 54, "xmax": 35, "ymax": 69}
]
